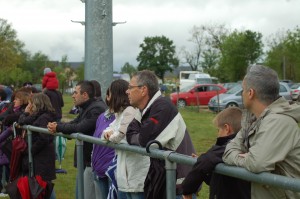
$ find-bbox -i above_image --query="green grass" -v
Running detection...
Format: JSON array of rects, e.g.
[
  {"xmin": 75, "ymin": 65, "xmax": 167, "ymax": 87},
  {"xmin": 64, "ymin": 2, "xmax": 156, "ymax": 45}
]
[{"xmin": 53, "ymin": 96, "xmax": 218, "ymax": 199}]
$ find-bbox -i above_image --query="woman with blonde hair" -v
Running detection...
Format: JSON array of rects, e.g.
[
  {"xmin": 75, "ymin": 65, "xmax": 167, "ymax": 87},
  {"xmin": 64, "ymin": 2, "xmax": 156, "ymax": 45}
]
[{"xmin": 18, "ymin": 93, "xmax": 57, "ymax": 198}]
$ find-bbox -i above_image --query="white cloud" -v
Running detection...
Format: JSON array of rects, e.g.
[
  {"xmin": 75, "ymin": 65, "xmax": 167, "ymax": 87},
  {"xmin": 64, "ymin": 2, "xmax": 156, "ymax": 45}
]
[{"xmin": 1, "ymin": 0, "xmax": 300, "ymax": 71}]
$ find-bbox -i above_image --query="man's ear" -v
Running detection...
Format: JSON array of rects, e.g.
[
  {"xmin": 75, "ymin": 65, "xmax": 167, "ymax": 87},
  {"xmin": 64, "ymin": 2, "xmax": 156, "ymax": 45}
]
[{"xmin": 248, "ymin": 88, "xmax": 255, "ymax": 99}]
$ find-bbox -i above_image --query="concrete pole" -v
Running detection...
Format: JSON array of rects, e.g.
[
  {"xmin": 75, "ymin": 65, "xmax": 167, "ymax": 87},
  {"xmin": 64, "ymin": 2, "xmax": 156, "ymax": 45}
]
[{"xmin": 85, "ymin": 0, "xmax": 113, "ymax": 99}]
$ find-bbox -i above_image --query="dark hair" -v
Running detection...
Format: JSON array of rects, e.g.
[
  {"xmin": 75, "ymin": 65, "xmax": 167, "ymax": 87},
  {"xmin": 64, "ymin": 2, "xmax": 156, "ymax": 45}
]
[
  {"xmin": 91, "ymin": 80, "xmax": 102, "ymax": 98},
  {"xmin": 77, "ymin": 80, "xmax": 95, "ymax": 99},
  {"xmin": 105, "ymin": 88, "xmax": 110, "ymax": 105},
  {"xmin": 0, "ymin": 88, "xmax": 7, "ymax": 101},
  {"xmin": 23, "ymin": 82, "xmax": 33, "ymax": 87},
  {"xmin": 107, "ymin": 79, "xmax": 130, "ymax": 113}
]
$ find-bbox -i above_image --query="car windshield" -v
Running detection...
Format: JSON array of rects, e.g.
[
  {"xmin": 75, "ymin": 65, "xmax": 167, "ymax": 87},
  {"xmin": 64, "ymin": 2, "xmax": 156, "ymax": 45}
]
[
  {"xmin": 180, "ymin": 85, "xmax": 194, "ymax": 92},
  {"xmin": 226, "ymin": 84, "xmax": 242, "ymax": 94},
  {"xmin": 291, "ymin": 83, "xmax": 300, "ymax": 89}
]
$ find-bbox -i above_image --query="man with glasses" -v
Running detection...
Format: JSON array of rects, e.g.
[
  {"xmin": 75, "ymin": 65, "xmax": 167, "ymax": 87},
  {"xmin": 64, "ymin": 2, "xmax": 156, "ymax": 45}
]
[
  {"xmin": 48, "ymin": 80, "xmax": 107, "ymax": 199},
  {"xmin": 223, "ymin": 65, "xmax": 300, "ymax": 199},
  {"xmin": 126, "ymin": 70, "xmax": 196, "ymax": 199}
]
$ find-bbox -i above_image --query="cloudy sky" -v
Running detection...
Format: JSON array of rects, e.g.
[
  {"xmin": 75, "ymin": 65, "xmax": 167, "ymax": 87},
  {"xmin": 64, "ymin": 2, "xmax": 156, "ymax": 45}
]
[{"xmin": 1, "ymin": 0, "xmax": 299, "ymax": 71}]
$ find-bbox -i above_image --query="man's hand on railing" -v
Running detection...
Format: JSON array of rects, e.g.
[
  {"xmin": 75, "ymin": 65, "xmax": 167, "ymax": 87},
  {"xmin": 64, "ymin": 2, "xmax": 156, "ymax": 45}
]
[{"xmin": 47, "ymin": 122, "xmax": 57, "ymax": 133}]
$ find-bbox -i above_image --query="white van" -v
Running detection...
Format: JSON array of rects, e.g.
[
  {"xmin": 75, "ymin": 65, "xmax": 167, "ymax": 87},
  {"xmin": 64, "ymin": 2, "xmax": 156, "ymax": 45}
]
[{"xmin": 179, "ymin": 71, "xmax": 217, "ymax": 91}]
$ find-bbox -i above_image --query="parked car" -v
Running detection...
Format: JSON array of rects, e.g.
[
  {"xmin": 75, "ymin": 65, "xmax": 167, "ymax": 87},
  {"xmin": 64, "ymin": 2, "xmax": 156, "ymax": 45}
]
[
  {"xmin": 208, "ymin": 84, "xmax": 243, "ymax": 112},
  {"xmin": 290, "ymin": 83, "xmax": 300, "ymax": 101},
  {"xmin": 208, "ymin": 82, "xmax": 292, "ymax": 112},
  {"xmin": 280, "ymin": 79, "xmax": 294, "ymax": 88},
  {"xmin": 221, "ymin": 82, "xmax": 241, "ymax": 90},
  {"xmin": 169, "ymin": 84, "xmax": 227, "ymax": 108}
]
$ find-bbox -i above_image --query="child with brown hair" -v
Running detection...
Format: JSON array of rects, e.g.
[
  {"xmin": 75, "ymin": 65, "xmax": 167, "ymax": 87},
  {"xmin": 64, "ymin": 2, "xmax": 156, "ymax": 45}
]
[{"xmin": 182, "ymin": 107, "xmax": 250, "ymax": 199}]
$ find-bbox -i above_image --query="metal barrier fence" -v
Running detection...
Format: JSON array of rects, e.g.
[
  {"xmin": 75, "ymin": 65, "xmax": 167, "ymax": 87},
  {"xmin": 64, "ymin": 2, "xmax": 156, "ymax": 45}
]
[{"xmin": 22, "ymin": 124, "xmax": 300, "ymax": 199}]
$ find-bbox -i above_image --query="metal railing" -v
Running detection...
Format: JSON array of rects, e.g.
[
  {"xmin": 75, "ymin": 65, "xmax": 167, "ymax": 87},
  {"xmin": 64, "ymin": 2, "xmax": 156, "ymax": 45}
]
[{"xmin": 22, "ymin": 124, "xmax": 300, "ymax": 199}]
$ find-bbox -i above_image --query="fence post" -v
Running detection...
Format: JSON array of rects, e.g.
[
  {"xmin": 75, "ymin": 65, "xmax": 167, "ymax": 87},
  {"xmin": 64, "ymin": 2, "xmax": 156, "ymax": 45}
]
[
  {"xmin": 76, "ymin": 138, "xmax": 84, "ymax": 199},
  {"xmin": 26, "ymin": 128, "xmax": 33, "ymax": 177},
  {"xmin": 164, "ymin": 151, "xmax": 177, "ymax": 199}
]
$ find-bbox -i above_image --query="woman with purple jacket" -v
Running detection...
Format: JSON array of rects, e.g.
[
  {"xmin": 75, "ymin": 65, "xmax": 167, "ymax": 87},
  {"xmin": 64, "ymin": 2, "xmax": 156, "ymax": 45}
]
[{"xmin": 91, "ymin": 89, "xmax": 115, "ymax": 199}]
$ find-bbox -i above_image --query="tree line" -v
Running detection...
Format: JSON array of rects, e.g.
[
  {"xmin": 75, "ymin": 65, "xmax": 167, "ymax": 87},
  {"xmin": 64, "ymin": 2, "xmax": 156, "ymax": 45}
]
[{"xmin": 1, "ymin": 18, "xmax": 300, "ymax": 86}]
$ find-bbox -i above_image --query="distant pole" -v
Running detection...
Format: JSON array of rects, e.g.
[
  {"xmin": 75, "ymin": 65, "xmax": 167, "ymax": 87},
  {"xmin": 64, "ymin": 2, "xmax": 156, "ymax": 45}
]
[
  {"xmin": 283, "ymin": 56, "xmax": 286, "ymax": 80},
  {"xmin": 85, "ymin": 0, "xmax": 113, "ymax": 99}
]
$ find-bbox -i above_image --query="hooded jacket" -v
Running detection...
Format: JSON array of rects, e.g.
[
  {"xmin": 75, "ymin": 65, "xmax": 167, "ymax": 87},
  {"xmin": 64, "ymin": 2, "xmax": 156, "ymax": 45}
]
[
  {"xmin": 42, "ymin": 71, "xmax": 59, "ymax": 90},
  {"xmin": 223, "ymin": 97, "xmax": 300, "ymax": 199}
]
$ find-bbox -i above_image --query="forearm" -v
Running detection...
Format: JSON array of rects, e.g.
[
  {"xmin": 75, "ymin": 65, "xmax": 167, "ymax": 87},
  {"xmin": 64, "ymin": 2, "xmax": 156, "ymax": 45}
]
[{"xmin": 109, "ymin": 131, "xmax": 125, "ymax": 143}]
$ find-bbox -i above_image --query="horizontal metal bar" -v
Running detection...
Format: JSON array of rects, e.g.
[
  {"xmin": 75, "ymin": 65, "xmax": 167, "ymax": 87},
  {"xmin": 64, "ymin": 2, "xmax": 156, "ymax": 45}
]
[{"xmin": 22, "ymin": 125, "xmax": 300, "ymax": 192}]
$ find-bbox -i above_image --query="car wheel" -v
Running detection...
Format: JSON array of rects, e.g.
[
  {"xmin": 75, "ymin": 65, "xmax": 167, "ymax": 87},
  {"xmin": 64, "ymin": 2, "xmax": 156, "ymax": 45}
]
[
  {"xmin": 177, "ymin": 99, "xmax": 186, "ymax": 108},
  {"xmin": 226, "ymin": 102, "xmax": 238, "ymax": 108}
]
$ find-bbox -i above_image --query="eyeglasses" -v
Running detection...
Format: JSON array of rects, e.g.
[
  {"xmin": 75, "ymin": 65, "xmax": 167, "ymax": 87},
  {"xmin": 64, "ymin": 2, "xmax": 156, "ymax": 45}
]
[{"xmin": 128, "ymin": 85, "xmax": 143, "ymax": 90}]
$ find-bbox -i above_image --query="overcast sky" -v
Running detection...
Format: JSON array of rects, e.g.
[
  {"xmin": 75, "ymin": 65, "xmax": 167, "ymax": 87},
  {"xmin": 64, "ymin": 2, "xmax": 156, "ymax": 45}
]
[{"xmin": 1, "ymin": 0, "xmax": 299, "ymax": 71}]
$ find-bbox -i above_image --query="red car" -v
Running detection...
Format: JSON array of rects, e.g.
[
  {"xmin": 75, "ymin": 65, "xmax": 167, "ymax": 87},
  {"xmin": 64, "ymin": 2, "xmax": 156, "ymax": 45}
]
[{"xmin": 170, "ymin": 84, "xmax": 227, "ymax": 107}]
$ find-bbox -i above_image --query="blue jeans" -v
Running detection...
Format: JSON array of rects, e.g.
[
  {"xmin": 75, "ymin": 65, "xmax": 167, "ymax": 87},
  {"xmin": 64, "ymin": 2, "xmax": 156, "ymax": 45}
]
[
  {"xmin": 118, "ymin": 191, "xmax": 127, "ymax": 199},
  {"xmin": 118, "ymin": 191, "xmax": 144, "ymax": 199},
  {"xmin": 49, "ymin": 189, "xmax": 56, "ymax": 199},
  {"xmin": 94, "ymin": 173, "xmax": 109, "ymax": 199},
  {"xmin": 76, "ymin": 167, "xmax": 95, "ymax": 199}
]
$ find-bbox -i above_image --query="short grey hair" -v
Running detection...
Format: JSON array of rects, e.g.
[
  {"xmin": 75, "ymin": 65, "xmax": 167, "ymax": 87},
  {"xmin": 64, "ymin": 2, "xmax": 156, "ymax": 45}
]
[
  {"xmin": 244, "ymin": 65, "xmax": 279, "ymax": 105},
  {"xmin": 133, "ymin": 70, "xmax": 159, "ymax": 98}
]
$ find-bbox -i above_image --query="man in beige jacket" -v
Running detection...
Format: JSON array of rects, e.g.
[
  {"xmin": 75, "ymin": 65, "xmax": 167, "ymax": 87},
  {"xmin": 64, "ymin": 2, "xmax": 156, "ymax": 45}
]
[{"xmin": 223, "ymin": 65, "xmax": 300, "ymax": 199}]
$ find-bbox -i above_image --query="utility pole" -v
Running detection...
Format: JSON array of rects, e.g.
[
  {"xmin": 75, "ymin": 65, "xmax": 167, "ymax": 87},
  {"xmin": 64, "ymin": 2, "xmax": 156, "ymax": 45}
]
[
  {"xmin": 283, "ymin": 56, "xmax": 286, "ymax": 80},
  {"xmin": 84, "ymin": 0, "xmax": 113, "ymax": 100}
]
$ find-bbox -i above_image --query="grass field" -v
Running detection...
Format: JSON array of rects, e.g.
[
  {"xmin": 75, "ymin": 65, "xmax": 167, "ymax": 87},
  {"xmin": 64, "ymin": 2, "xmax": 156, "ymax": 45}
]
[{"xmin": 52, "ymin": 96, "xmax": 218, "ymax": 199}]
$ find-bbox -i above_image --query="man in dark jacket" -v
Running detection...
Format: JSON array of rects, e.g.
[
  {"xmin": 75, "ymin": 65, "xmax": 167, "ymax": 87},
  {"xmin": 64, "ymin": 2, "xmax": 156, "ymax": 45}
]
[
  {"xmin": 47, "ymin": 80, "xmax": 107, "ymax": 199},
  {"xmin": 182, "ymin": 107, "xmax": 250, "ymax": 199},
  {"xmin": 126, "ymin": 70, "xmax": 196, "ymax": 199}
]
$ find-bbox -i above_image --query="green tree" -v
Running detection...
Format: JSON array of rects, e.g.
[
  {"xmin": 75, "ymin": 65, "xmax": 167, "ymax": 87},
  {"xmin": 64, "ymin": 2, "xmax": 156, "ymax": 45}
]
[
  {"xmin": 54, "ymin": 55, "xmax": 76, "ymax": 93},
  {"xmin": 0, "ymin": 67, "xmax": 31, "ymax": 87},
  {"xmin": 22, "ymin": 51, "xmax": 50, "ymax": 83},
  {"xmin": 0, "ymin": 18, "xmax": 25, "ymax": 70},
  {"xmin": 181, "ymin": 24, "xmax": 229, "ymax": 73},
  {"xmin": 121, "ymin": 62, "xmax": 137, "ymax": 77},
  {"xmin": 264, "ymin": 27, "xmax": 300, "ymax": 81},
  {"xmin": 181, "ymin": 26, "xmax": 206, "ymax": 71},
  {"xmin": 75, "ymin": 63, "xmax": 85, "ymax": 81},
  {"xmin": 219, "ymin": 30, "xmax": 263, "ymax": 81},
  {"xmin": 264, "ymin": 31, "xmax": 288, "ymax": 79},
  {"xmin": 137, "ymin": 35, "xmax": 179, "ymax": 82},
  {"xmin": 284, "ymin": 27, "xmax": 300, "ymax": 81}
]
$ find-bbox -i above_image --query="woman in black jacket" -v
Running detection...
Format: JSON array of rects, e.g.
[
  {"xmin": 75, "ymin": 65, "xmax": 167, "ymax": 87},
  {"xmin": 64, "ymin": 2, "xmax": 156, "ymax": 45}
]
[{"xmin": 18, "ymin": 93, "xmax": 57, "ymax": 198}]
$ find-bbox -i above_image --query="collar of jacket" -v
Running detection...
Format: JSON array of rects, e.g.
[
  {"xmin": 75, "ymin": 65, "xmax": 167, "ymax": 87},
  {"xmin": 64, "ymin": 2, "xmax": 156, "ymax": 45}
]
[
  {"xmin": 141, "ymin": 90, "xmax": 162, "ymax": 116},
  {"xmin": 216, "ymin": 133, "xmax": 236, "ymax": 146},
  {"xmin": 79, "ymin": 98, "xmax": 95, "ymax": 110}
]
